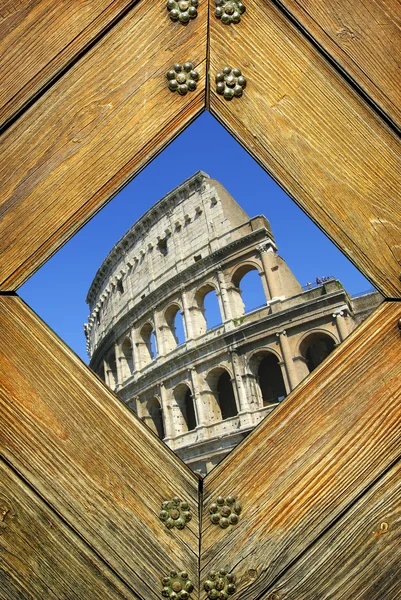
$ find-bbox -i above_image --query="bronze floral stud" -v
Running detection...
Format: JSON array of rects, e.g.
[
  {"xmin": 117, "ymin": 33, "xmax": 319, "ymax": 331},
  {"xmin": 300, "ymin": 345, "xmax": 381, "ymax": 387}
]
[
  {"xmin": 162, "ymin": 570, "xmax": 194, "ymax": 599},
  {"xmin": 160, "ymin": 496, "xmax": 192, "ymax": 529},
  {"xmin": 215, "ymin": 67, "xmax": 246, "ymax": 100},
  {"xmin": 204, "ymin": 569, "xmax": 236, "ymax": 598},
  {"xmin": 166, "ymin": 63, "xmax": 200, "ymax": 95},
  {"xmin": 215, "ymin": 0, "xmax": 245, "ymax": 24},
  {"xmin": 167, "ymin": 0, "xmax": 199, "ymax": 24},
  {"xmin": 209, "ymin": 495, "xmax": 241, "ymax": 528}
]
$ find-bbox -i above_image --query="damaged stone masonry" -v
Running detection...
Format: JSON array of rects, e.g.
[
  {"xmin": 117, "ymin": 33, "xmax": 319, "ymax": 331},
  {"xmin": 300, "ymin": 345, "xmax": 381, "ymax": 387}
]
[{"xmin": 84, "ymin": 172, "xmax": 381, "ymax": 475}]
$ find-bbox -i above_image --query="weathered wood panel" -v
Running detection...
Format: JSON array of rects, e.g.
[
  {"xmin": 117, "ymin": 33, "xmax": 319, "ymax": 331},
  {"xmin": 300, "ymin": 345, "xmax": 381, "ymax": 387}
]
[
  {"xmin": 0, "ymin": 0, "xmax": 139, "ymax": 129},
  {"xmin": 273, "ymin": 0, "xmax": 401, "ymax": 131},
  {"xmin": 209, "ymin": 0, "xmax": 401, "ymax": 298},
  {"xmin": 201, "ymin": 301, "xmax": 401, "ymax": 598},
  {"xmin": 261, "ymin": 459, "xmax": 401, "ymax": 599},
  {"xmin": 0, "ymin": 0, "xmax": 207, "ymax": 290},
  {"xmin": 0, "ymin": 457, "xmax": 140, "ymax": 599},
  {"xmin": 0, "ymin": 296, "xmax": 199, "ymax": 600}
]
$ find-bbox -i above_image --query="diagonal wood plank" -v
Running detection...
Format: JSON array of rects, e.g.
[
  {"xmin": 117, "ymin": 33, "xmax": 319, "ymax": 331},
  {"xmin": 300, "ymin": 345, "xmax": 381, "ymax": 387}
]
[
  {"xmin": 0, "ymin": 296, "xmax": 199, "ymax": 600},
  {"xmin": 261, "ymin": 459, "xmax": 401, "ymax": 599},
  {"xmin": 209, "ymin": 0, "xmax": 401, "ymax": 298},
  {"xmin": 0, "ymin": 0, "xmax": 207, "ymax": 290},
  {"xmin": 0, "ymin": 0, "xmax": 140, "ymax": 130},
  {"xmin": 272, "ymin": 0, "xmax": 401, "ymax": 132},
  {"xmin": 0, "ymin": 457, "xmax": 140, "ymax": 599},
  {"xmin": 200, "ymin": 301, "xmax": 401, "ymax": 598}
]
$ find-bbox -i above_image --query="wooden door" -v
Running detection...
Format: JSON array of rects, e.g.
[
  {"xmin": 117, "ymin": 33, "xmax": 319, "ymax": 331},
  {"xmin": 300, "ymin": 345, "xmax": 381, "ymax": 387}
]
[{"xmin": 1, "ymin": 1, "xmax": 400, "ymax": 598}]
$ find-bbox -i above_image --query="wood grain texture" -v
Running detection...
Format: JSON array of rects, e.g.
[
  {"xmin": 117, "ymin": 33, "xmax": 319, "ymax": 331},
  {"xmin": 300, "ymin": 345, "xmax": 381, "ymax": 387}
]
[
  {"xmin": 0, "ymin": 0, "xmax": 138, "ymax": 129},
  {"xmin": 261, "ymin": 460, "xmax": 401, "ymax": 599},
  {"xmin": 0, "ymin": 458, "xmax": 140, "ymax": 600},
  {"xmin": 273, "ymin": 0, "xmax": 401, "ymax": 131},
  {"xmin": 0, "ymin": 0, "xmax": 207, "ymax": 290},
  {"xmin": 0, "ymin": 296, "xmax": 199, "ymax": 600},
  {"xmin": 201, "ymin": 301, "xmax": 401, "ymax": 599},
  {"xmin": 209, "ymin": 0, "xmax": 401, "ymax": 298}
]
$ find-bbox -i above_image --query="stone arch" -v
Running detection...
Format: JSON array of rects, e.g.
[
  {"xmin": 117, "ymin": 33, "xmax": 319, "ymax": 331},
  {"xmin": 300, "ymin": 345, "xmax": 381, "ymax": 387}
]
[
  {"xmin": 193, "ymin": 283, "xmax": 222, "ymax": 335},
  {"xmin": 145, "ymin": 397, "xmax": 165, "ymax": 439},
  {"xmin": 299, "ymin": 330, "xmax": 337, "ymax": 373},
  {"xmin": 249, "ymin": 349, "xmax": 287, "ymax": 406},
  {"xmin": 231, "ymin": 262, "xmax": 266, "ymax": 316},
  {"xmin": 139, "ymin": 321, "xmax": 157, "ymax": 366},
  {"xmin": 206, "ymin": 367, "xmax": 238, "ymax": 421},
  {"xmin": 173, "ymin": 383, "xmax": 197, "ymax": 434},
  {"xmin": 164, "ymin": 303, "xmax": 185, "ymax": 352},
  {"xmin": 121, "ymin": 337, "xmax": 134, "ymax": 380}
]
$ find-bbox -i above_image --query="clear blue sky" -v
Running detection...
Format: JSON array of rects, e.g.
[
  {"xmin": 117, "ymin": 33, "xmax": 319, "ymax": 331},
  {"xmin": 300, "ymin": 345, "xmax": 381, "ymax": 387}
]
[{"xmin": 19, "ymin": 112, "xmax": 373, "ymax": 363}]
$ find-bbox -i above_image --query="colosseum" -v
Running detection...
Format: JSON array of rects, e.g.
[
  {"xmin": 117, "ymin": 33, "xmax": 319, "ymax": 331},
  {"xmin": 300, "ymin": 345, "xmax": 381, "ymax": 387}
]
[{"xmin": 85, "ymin": 171, "xmax": 381, "ymax": 475}]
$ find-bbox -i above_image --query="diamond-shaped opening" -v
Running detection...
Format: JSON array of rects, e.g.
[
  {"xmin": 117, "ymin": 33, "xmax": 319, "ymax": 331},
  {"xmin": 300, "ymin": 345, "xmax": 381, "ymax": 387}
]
[{"xmin": 19, "ymin": 112, "xmax": 382, "ymax": 476}]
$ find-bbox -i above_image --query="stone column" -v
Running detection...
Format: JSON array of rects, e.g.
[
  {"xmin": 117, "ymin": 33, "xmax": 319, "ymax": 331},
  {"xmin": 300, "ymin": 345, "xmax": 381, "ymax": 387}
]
[
  {"xmin": 189, "ymin": 367, "xmax": 206, "ymax": 426},
  {"xmin": 130, "ymin": 327, "xmax": 140, "ymax": 372},
  {"xmin": 230, "ymin": 350, "xmax": 251, "ymax": 413},
  {"xmin": 258, "ymin": 241, "xmax": 281, "ymax": 300},
  {"xmin": 159, "ymin": 382, "xmax": 174, "ymax": 441},
  {"xmin": 153, "ymin": 311, "xmax": 164, "ymax": 356},
  {"xmin": 276, "ymin": 330, "xmax": 299, "ymax": 390},
  {"xmin": 181, "ymin": 287, "xmax": 194, "ymax": 340},
  {"xmin": 333, "ymin": 310, "xmax": 348, "ymax": 342},
  {"xmin": 103, "ymin": 359, "xmax": 110, "ymax": 386},
  {"xmin": 216, "ymin": 268, "xmax": 232, "ymax": 322},
  {"xmin": 115, "ymin": 342, "xmax": 123, "ymax": 386}
]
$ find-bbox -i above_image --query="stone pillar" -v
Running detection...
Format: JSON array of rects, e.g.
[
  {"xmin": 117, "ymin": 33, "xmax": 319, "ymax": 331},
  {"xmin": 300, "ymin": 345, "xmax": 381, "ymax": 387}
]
[
  {"xmin": 153, "ymin": 311, "xmax": 164, "ymax": 356},
  {"xmin": 216, "ymin": 269, "xmax": 233, "ymax": 322},
  {"xmin": 159, "ymin": 382, "xmax": 174, "ymax": 441},
  {"xmin": 189, "ymin": 367, "xmax": 206, "ymax": 426},
  {"xmin": 230, "ymin": 350, "xmax": 251, "ymax": 413},
  {"xmin": 276, "ymin": 331, "xmax": 299, "ymax": 390},
  {"xmin": 181, "ymin": 287, "xmax": 194, "ymax": 340},
  {"xmin": 115, "ymin": 342, "xmax": 123, "ymax": 386},
  {"xmin": 103, "ymin": 359, "xmax": 110, "ymax": 386},
  {"xmin": 130, "ymin": 327, "xmax": 140, "ymax": 372},
  {"xmin": 333, "ymin": 310, "xmax": 348, "ymax": 342},
  {"xmin": 258, "ymin": 242, "xmax": 281, "ymax": 300}
]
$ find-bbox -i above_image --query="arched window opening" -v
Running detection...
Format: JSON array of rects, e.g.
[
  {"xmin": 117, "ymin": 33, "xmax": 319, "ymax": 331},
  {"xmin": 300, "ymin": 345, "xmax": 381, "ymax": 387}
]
[
  {"xmin": 194, "ymin": 284, "xmax": 222, "ymax": 336},
  {"xmin": 174, "ymin": 384, "xmax": 197, "ymax": 433},
  {"xmin": 146, "ymin": 397, "xmax": 165, "ymax": 439},
  {"xmin": 301, "ymin": 333, "xmax": 336, "ymax": 373},
  {"xmin": 150, "ymin": 330, "xmax": 157, "ymax": 358},
  {"xmin": 217, "ymin": 371, "xmax": 238, "ymax": 420},
  {"xmin": 258, "ymin": 354, "xmax": 286, "ymax": 406},
  {"xmin": 174, "ymin": 310, "xmax": 185, "ymax": 345},
  {"xmin": 164, "ymin": 305, "xmax": 186, "ymax": 352},
  {"xmin": 204, "ymin": 290, "xmax": 222, "ymax": 330},
  {"xmin": 140, "ymin": 322, "xmax": 157, "ymax": 365},
  {"xmin": 121, "ymin": 338, "xmax": 134, "ymax": 379},
  {"xmin": 232, "ymin": 264, "xmax": 266, "ymax": 316}
]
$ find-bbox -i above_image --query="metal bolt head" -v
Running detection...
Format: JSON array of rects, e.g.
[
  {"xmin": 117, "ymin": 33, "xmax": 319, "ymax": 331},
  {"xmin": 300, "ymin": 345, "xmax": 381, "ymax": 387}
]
[
  {"xmin": 215, "ymin": 67, "xmax": 247, "ymax": 100},
  {"xmin": 162, "ymin": 571, "xmax": 194, "ymax": 599},
  {"xmin": 209, "ymin": 496, "xmax": 242, "ymax": 527},
  {"xmin": 167, "ymin": 0, "xmax": 198, "ymax": 23},
  {"xmin": 204, "ymin": 570, "xmax": 236, "ymax": 598},
  {"xmin": 167, "ymin": 64, "xmax": 200, "ymax": 95},
  {"xmin": 160, "ymin": 497, "xmax": 192, "ymax": 529},
  {"xmin": 214, "ymin": 0, "xmax": 246, "ymax": 24}
]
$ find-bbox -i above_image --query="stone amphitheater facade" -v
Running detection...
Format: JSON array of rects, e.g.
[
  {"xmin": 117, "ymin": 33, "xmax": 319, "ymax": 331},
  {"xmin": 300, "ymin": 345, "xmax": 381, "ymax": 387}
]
[{"xmin": 85, "ymin": 171, "xmax": 381, "ymax": 475}]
